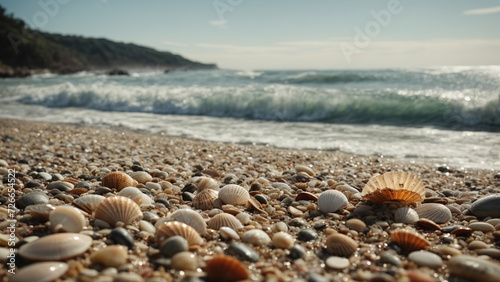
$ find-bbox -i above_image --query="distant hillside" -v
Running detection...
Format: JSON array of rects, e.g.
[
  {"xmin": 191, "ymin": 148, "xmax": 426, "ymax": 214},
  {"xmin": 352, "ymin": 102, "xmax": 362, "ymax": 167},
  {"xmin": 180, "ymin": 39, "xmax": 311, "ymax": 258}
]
[{"xmin": 0, "ymin": 6, "xmax": 216, "ymax": 77}]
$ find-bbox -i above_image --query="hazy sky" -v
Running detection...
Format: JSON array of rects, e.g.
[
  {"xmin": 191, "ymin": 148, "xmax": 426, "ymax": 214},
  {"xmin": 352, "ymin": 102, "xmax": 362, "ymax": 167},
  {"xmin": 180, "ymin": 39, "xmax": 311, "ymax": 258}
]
[{"xmin": 2, "ymin": 0, "xmax": 500, "ymax": 70}]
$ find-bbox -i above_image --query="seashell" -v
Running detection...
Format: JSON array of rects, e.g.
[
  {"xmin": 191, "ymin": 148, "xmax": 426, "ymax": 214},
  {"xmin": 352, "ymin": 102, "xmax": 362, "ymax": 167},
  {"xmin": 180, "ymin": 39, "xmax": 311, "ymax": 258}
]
[
  {"xmin": 325, "ymin": 233, "xmax": 358, "ymax": 257},
  {"xmin": 129, "ymin": 171, "xmax": 153, "ymax": 184},
  {"xmin": 49, "ymin": 205, "xmax": 86, "ymax": 233},
  {"xmin": 25, "ymin": 204, "xmax": 55, "ymax": 221},
  {"xmin": 295, "ymin": 165, "xmax": 315, "ymax": 176},
  {"xmin": 415, "ymin": 203, "xmax": 452, "ymax": 224},
  {"xmin": 451, "ymin": 226, "xmax": 473, "ymax": 236},
  {"xmin": 394, "ymin": 207, "xmax": 419, "ymax": 224},
  {"xmin": 361, "ymin": 172, "xmax": 425, "ymax": 205},
  {"xmin": 156, "ymin": 221, "xmax": 203, "ymax": 246},
  {"xmin": 208, "ymin": 213, "xmax": 244, "ymax": 230},
  {"xmin": 345, "ymin": 218, "xmax": 367, "ymax": 232},
  {"xmin": 94, "ymin": 196, "xmax": 143, "ymax": 227},
  {"xmin": 391, "ymin": 229, "xmax": 431, "ymax": 252},
  {"xmin": 196, "ymin": 177, "xmax": 220, "ymax": 192},
  {"xmin": 62, "ymin": 177, "xmax": 81, "ymax": 185},
  {"xmin": 10, "ymin": 262, "xmax": 68, "ymax": 282},
  {"xmin": 317, "ymin": 190, "xmax": 348, "ymax": 214},
  {"xmin": 118, "ymin": 187, "xmax": 145, "ymax": 205},
  {"xmin": 169, "ymin": 208, "xmax": 207, "ymax": 235},
  {"xmin": 248, "ymin": 197, "xmax": 267, "ymax": 215},
  {"xmin": 242, "ymin": 229, "xmax": 271, "ymax": 246},
  {"xmin": 272, "ymin": 232, "xmax": 294, "ymax": 249},
  {"xmin": 417, "ymin": 218, "xmax": 441, "ymax": 230},
  {"xmin": 90, "ymin": 245, "xmax": 128, "ymax": 267},
  {"xmin": 218, "ymin": 184, "xmax": 250, "ymax": 205},
  {"xmin": 101, "ymin": 172, "xmax": 137, "ymax": 191},
  {"xmin": 171, "ymin": 251, "xmax": 197, "ymax": 271},
  {"xmin": 220, "ymin": 227, "xmax": 240, "ymax": 240},
  {"xmin": 448, "ymin": 255, "xmax": 500, "ymax": 282},
  {"xmin": 205, "ymin": 255, "xmax": 249, "ymax": 282},
  {"xmin": 19, "ymin": 233, "xmax": 92, "ymax": 260},
  {"xmin": 469, "ymin": 195, "xmax": 500, "ymax": 218},
  {"xmin": 72, "ymin": 195, "xmax": 105, "ymax": 214},
  {"xmin": 296, "ymin": 192, "xmax": 318, "ymax": 202},
  {"xmin": 193, "ymin": 188, "xmax": 218, "ymax": 210}
]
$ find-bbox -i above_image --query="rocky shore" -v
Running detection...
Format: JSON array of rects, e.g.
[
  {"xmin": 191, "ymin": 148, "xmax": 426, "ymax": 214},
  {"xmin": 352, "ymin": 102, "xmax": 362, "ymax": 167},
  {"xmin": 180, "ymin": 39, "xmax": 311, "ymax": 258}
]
[{"xmin": 1, "ymin": 118, "xmax": 500, "ymax": 282}]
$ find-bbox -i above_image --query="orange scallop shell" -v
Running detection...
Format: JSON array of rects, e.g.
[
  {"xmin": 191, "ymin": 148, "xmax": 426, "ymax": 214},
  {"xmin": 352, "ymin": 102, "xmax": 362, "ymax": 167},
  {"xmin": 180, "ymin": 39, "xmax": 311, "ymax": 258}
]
[
  {"xmin": 391, "ymin": 229, "xmax": 431, "ymax": 252},
  {"xmin": 156, "ymin": 221, "xmax": 203, "ymax": 246},
  {"xmin": 361, "ymin": 172, "xmax": 425, "ymax": 205},
  {"xmin": 205, "ymin": 255, "xmax": 249, "ymax": 282},
  {"xmin": 101, "ymin": 172, "xmax": 137, "ymax": 191}
]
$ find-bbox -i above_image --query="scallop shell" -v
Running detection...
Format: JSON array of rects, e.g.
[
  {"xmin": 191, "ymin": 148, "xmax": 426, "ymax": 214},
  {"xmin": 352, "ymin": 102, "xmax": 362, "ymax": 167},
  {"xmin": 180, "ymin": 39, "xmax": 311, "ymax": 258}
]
[
  {"xmin": 156, "ymin": 221, "xmax": 203, "ymax": 246},
  {"xmin": 205, "ymin": 255, "xmax": 249, "ymax": 282},
  {"xmin": 169, "ymin": 208, "xmax": 207, "ymax": 234},
  {"xmin": 272, "ymin": 232, "xmax": 294, "ymax": 249},
  {"xmin": 218, "ymin": 184, "xmax": 250, "ymax": 205},
  {"xmin": 193, "ymin": 188, "xmax": 219, "ymax": 210},
  {"xmin": 317, "ymin": 190, "xmax": 348, "ymax": 214},
  {"xmin": 415, "ymin": 203, "xmax": 452, "ymax": 224},
  {"xmin": 362, "ymin": 172, "xmax": 425, "ymax": 205},
  {"xmin": 10, "ymin": 262, "xmax": 69, "ymax": 282},
  {"xmin": 49, "ymin": 205, "xmax": 86, "ymax": 233},
  {"xmin": 325, "ymin": 233, "xmax": 358, "ymax": 257},
  {"xmin": 118, "ymin": 187, "xmax": 145, "ymax": 205},
  {"xmin": 242, "ymin": 229, "xmax": 271, "ymax": 246},
  {"xmin": 101, "ymin": 172, "xmax": 137, "ymax": 191},
  {"xmin": 90, "ymin": 245, "xmax": 128, "ymax": 267},
  {"xmin": 72, "ymin": 195, "xmax": 105, "ymax": 214},
  {"xmin": 207, "ymin": 213, "xmax": 244, "ymax": 230},
  {"xmin": 394, "ymin": 207, "xmax": 419, "ymax": 224},
  {"xmin": 94, "ymin": 196, "xmax": 143, "ymax": 227},
  {"xmin": 197, "ymin": 177, "xmax": 220, "ymax": 192},
  {"xmin": 19, "ymin": 233, "xmax": 92, "ymax": 260},
  {"xmin": 391, "ymin": 229, "xmax": 431, "ymax": 252}
]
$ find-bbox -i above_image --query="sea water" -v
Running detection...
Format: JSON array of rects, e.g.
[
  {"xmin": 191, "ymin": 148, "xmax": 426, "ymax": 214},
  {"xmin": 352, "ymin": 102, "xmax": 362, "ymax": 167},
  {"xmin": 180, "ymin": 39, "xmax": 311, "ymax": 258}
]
[{"xmin": 0, "ymin": 66, "xmax": 499, "ymax": 169}]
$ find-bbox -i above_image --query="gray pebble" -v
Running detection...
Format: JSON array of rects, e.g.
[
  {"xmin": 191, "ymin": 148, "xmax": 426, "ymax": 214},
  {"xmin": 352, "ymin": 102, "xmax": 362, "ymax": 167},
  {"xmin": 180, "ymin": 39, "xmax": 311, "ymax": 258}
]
[
  {"xmin": 160, "ymin": 236, "xmax": 188, "ymax": 258},
  {"xmin": 448, "ymin": 255, "xmax": 500, "ymax": 282},
  {"xmin": 408, "ymin": 250, "xmax": 442, "ymax": 269},
  {"xmin": 289, "ymin": 245, "xmax": 306, "ymax": 259},
  {"xmin": 110, "ymin": 227, "xmax": 134, "ymax": 249},
  {"xmin": 470, "ymin": 195, "xmax": 500, "ymax": 218},
  {"xmin": 74, "ymin": 181, "xmax": 90, "ymax": 189},
  {"xmin": 47, "ymin": 181, "xmax": 73, "ymax": 191},
  {"xmin": 380, "ymin": 251, "xmax": 401, "ymax": 266},
  {"xmin": 226, "ymin": 242, "xmax": 259, "ymax": 262},
  {"xmin": 298, "ymin": 229, "xmax": 318, "ymax": 241},
  {"xmin": 17, "ymin": 192, "xmax": 49, "ymax": 209}
]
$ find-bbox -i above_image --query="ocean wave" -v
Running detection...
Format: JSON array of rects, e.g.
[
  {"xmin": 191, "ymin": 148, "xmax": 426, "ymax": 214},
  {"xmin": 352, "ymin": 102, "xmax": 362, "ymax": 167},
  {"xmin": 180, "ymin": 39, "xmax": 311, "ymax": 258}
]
[{"xmin": 270, "ymin": 73, "xmax": 380, "ymax": 84}]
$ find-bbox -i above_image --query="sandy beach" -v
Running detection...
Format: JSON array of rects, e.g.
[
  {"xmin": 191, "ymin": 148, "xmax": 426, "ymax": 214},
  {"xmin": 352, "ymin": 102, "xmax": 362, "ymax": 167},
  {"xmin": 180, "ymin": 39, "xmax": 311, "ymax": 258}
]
[{"xmin": 1, "ymin": 118, "xmax": 500, "ymax": 282}]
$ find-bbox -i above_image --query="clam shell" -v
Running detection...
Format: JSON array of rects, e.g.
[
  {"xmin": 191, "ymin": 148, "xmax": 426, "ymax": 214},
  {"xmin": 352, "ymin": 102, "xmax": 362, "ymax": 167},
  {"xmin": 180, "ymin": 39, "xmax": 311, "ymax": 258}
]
[
  {"xmin": 296, "ymin": 192, "xmax": 318, "ymax": 202},
  {"xmin": 49, "ymin": 205, "xmax": 86, "ymax": 233},
  {"xmin": 391, "ymin": 229, "xmax": 431, "ymax": 252},
  {"xmin": 19, "ymin": 233, "xmax": 92, "ymax": 260},
  {"xmin": 25, "ymin": 204, "xmax": 55, "ymax": 221},
  {"xmin": 118, "ymin": 187, "xmax": 145, "ymax": 205},
  {"xmin": 196, "ymin": 177, "xmax": 220, "ymax": 192},
  {"xmin": 295, "ymin": 165, "xmax": 315, "ymax": 176},
  {"xmin": 394, "ymin": 207, "xmax": 419, "ymax": 224},
  {"xmin": 72, "ymin": 195, "xmax": 105, "ymax": 214},
  {"xmin": 345, "ymin": 218, "xmax": 367, "ymax": 232},
  {"xmin": 156, "ymin": 221, "xmax": 203, "ymax": 246},
  {"xmin": 10, "ymin": 262, "xmax": 68, "ymax": 282},
  {"xmin": 90, "ymin": 245, "xmax": 128, "ymax": 267},
  {"xmin": 205, "ymin": 255, "xmax": 249, "ymax": 282},
  {"xmin": 101, "ymin": 172, "xmax": 137, "ymax": 191},
  {"xmin": 220, "ymin": 227, "xmax": 240, "ymax": 240},
  {"xmin": 272, "ymin": 232, "xmax": 294, "ymax": 249},
  {"xmin": 362, "ymin": 172, "xmax": 425, "ymax": 205},
  {"xmin": 218, "ymin": 184, "xmax": 250, "ymax": 205},
  {"xmin": 169, "ymin": 208, "xmax": 207, "ymax": 235},
  {"xmin": 193, "ymin": 188, "xmax": 218, "ymax": 210},
  {"xmin": 129, "ymin": 171, "xmax": 153, "ymax": 184},
  {"xmin": 208, "ymin": 212, "xmax": 244, "ymax": 230},
  {"xmin": 94, "ymin": 196, "xmax": 143, "ymax": 227},
  {"xmin": 317, "ymin": 190, "xmax": 348, "ymax": 214},
  {"xmin": 415, "ymin": 203, "xmax": 452, "ymax": 224},
  {"xmin": 325, "ymin": 233, "xmax": 358, "ymax": 257},
  {"xmin": 242, "ymin": 229, "xmax": 271, "ymax": 246}
]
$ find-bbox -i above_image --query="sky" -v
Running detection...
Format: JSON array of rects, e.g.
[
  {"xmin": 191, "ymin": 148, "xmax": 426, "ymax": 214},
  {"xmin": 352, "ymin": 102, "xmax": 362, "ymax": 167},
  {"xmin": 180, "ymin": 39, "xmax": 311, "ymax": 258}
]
[{"xmin": 1, "ymin": 0, "xmax": 500, "ymax": 70}]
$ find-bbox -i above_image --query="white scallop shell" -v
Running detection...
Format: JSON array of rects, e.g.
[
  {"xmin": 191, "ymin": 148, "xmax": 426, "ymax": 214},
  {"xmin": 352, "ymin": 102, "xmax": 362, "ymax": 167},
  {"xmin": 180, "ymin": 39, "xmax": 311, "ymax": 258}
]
[
  {"xmin": 394, "ymin": 207, "xmax": 419, "ymax": 224},
  {"xmin": 317, "ymin": 190, "xmax": 348, "ymax": 214},
  {"xmin": 156, "ymin": 221, "xmax": 203, "ymax": 246},
  {"xmin": 207, "ymin": 213, "xmax": 244, "ymax": 230},
  {"xmin": 94, "ymin": 196, "xmax": 143, "ymax": 227},
  {"xmin": 218, "ymin": 184, "xmax": 250, "ymax": 205},
  {"xmin": 196, "ymin": 177, "xmax": 220, "ymax": 192},
  {"xmin": 415, "ymin": 203, "xmax": 452, "ymax": 224},
  {"xmin": 11, "ymin": 262, "xmax": 68, "ymax": 282},
  {"xmin": 242, "ymin": 229, "xmax": 271, "ymax": 246},
  {"xmin": 19, "ymin": 233, "xmax": 92, "ymax": 260},
  {"xmin": 193, "ymin": 188, "xmax": 219, "ymax": 210},
  {"xmin": 118, "ymin": 187, "xmax": 144, "ymax": 205},
  {"xmin": 72, "ymin": 195, "xmax": 105, "ymax": 214},
  {"xmin": 49, "ymin": 205, "xmax": 86, "ymax": 233},
  {"xmin": 168, "ymin": 208, "xmax": 207, "ymax": 235}
]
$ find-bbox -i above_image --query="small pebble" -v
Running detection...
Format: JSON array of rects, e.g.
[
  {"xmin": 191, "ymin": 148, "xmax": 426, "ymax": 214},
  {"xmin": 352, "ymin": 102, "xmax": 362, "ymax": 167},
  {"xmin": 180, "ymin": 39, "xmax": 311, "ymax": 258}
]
[
  {"xmin": 408, "ymin": 250, "xmax": 442, "ymax": 269},
  {"xmin": 110, "ymin": 227, "xmax": 134, "ymax": 249},
  {"xmin": 298, "ymin": 229, "xmax": 318, "ymax": 241},
  {"xmin": 160, "ymin": 236, "xmax": 188, "ymax": 257},
  {"xmin": 171, "ymin": 251, "xmax": 197, "ymax": 271},
  {"xmin": 469, "ymin": 222, "xmax": 495, "ymax": 232},
  {"xmin": 226, "ymin": 242, "xmax": 259, "ymax": 262},
  {"xmin": 289, "ymin": 245, "xmax": 306, "ymax": 259},
  {"xmin": 326, "ymin": 256, "xmax": 350, "ymax": 270}
]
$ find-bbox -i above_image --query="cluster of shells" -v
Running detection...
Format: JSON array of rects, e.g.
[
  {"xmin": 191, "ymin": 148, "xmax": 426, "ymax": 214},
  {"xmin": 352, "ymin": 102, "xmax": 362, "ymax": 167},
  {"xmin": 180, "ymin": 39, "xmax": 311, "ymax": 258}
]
[{"xmin": 1, "ymin": 119, "xmax": 500, "ymax": 282}]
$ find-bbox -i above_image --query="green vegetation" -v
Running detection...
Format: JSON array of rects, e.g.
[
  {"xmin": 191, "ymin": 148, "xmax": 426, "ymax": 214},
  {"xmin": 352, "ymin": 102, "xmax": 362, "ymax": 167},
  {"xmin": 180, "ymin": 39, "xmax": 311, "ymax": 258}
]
[{"xmin": 0, "ymin": 5, "xmax": 216, "ymax": 76}]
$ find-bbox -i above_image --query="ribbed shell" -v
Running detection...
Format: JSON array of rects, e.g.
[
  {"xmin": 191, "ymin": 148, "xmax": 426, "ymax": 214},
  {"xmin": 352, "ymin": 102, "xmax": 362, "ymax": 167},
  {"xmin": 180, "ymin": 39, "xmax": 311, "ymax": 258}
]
[
  {"xmin": 94, "ymin": 196, "xmax": 143, "ymax": 227},
  {"xmin": 19, "ymin": 233, "xmax": 92, "ymax": 260},
  {"xmin": 169, "ymin": 209, "xmax": 207, "ymax": 234},
  {"xmin": 394, "ymin": 207, "xmax": 419, "ymax": 224},
  {"xmin": 49, "ymin": 205, "xmax": 86, "ymax": 233},
  {"xmin": 242, "ymin": 229, "xmax": 271, "ymax": 246},
  {"xmin": 101, "ymin": 172, "xmax": 137, "ymax": 191},
  {"xmin": 218, "ymin": 184, "xmax": 250, "ymax": 205},
  {"xmin": 317, "ymin": 190, "xmax": 348, "ymax": 214},
  {"xmin": 10, "ymin": 262, "xmax": 68, "ymax": 282},
  {"xmin": 205, "ymin": 255, "xmax": 249, "ymax": 282},
  {"xmin": 391, "ymin": 229, "xmax": 431, "ymax": 252},
  {"xmin": 72, "ymin": 195, "xmax": 105, "ymax": 214},
  {"xmin": 156, "ymin": 221, "xmax": 203, "ymax": 246},
  {"xmin": 415, "ymin": 203, "xmax": 452, "ymax": 224},
  {"xmin": 362, "ymin": 172, "xmax": 425, "ymax": 205},
  {"xmin": 193, "ymin": 188, "xmax": 218, "ymax": 210},
  {"xmin": 118, "ymin": 187, "xmax": 144, "ymax": 205},
  {"xmin": 208, "ymin": 213, "xmax": 244, "ymax": 230},
  {"xmin": 325, "ymin": 233, "xmax": 358, "ymax": 257},
  {"xmin": 197, "ymin": 177, "xmax": 220, "ymax": 192}
]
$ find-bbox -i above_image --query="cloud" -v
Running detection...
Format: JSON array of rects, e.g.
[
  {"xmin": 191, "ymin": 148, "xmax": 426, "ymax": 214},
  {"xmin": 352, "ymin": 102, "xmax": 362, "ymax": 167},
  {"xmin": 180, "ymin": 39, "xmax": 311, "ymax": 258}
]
[
  {"xmin": 209, "ymin": 20, "xmax": 227, "ymax": 28},
  {"xmin": 463, "ymin": 5, "xmax": 500, "ymax": 15}
]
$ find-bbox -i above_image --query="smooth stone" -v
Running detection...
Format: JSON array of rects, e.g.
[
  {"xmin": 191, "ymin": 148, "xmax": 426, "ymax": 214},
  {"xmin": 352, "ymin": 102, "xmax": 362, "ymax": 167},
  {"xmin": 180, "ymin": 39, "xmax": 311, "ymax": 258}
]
[
  {"xmin": 469, "ymin": 222, "xmax": 495, "ymax": 232},
  {"xmin": 289, "ymin": 245, "xmax": 306, "ymax": 260},
  {"xmin": 476, "ymin": 248, "xmax": 500, "ymax": 259},
  {"xmin": 17, "ymin": 192, "xmax": 49, "ymax": 209},
  {"xmin": 37, "ymin": 172, "xmax": 52, "ymax": 181},
  {"xmin": 326, "ymin": 256, "xmax": 350, "ymax": 270},
  {"xmin": 281, "ymin": 196, "xmax": 294, "ymax": 207},
  {"xmin": 182, "ymin": 192, "xmax": 194, "ymax": 201},
  {"xmin": 307, "ymin": 272, "xmax": 328, "ymax": 282},
  {"xmin": 441, "ymin": 226, "xmax": 460, "ymax": 233},
  {"xmin": 298, "ymin": 229, "xmax": 318, "ymax": 241},
  {"xmin": 114, "ymin": 272, "xmax": 145, "ymax": 282},
  {"xmin": 171, "ymin": 252, "xmax": 197, "ymax": 271},
  {"xmin": 74, "ymin": 181, "xmax": 91, "ymax": 189},
  {"xmin": 160, "ymin": 236, "xmax": 188, "ymax": 258},
  {"xmin": 225, "ymin": 242, "xmax": 259, "ymax": 262},
  {"xmin": 380, "ymin": 251, "xmax": 401, "ymax": 266},
  {"xmin": 470, "ymin": 195, "xmax": 500, "ymax": 218},
  {"xmin": 468, "ymin": 240, "xmax": 488, "ymax": 250},
  {"xmin": 109, "ymin": 227, "xmax": 134, "ymax": 249},
  {"xmin": 47, "ymin": 181, "xmax": 73, "ymax": 191},
  {"xmin": 289, "ymin": 218, "xmax": 307, "ymax": 227},
  {"xmin": 448, "ymin": 255, "xmax": 500, "ymax": 282},
  {"xmin": 254, "ymin": 194, "xmax": 268, "ymax": 205},
  {"xmin": 142, "ymin": 212, "xmax": 160, "ymax": 223},
  {"xmin": 408, "ymin": 251, "xmax": 442, "ymax": 269}
]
